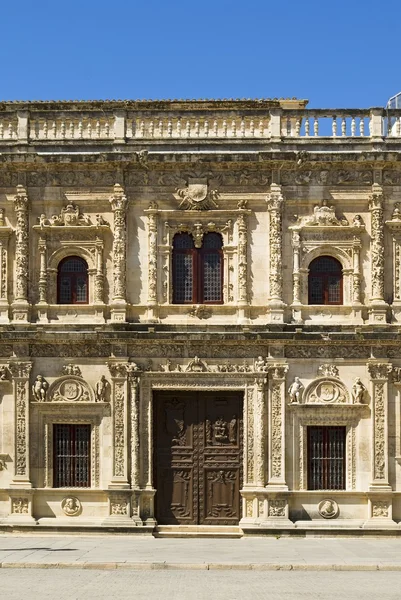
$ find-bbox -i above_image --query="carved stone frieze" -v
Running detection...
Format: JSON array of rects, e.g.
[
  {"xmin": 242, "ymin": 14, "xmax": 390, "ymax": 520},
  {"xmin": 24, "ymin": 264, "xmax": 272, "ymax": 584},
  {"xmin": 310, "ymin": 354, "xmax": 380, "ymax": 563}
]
[
  {"xmin": 268, "ymin": 499, "xmax": 286, "ymax": 517},
  {"xmin": 12, "ymin": 498, "xmax": 29, "ymax": 514},
  {"xmin": 304, "ymin": 378, "xmax": 349, "ymax": 404},
  {"xmin": 372, "ymin": 501, "xmax": 389, "ymax": 518}
]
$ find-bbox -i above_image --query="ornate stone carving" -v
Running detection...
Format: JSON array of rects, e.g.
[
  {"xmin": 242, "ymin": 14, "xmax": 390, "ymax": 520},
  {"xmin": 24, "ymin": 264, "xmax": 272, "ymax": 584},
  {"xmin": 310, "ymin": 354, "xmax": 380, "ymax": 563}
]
[
  {"xmin": 146, "ymin": 207, "xmax": 158, "ymax": 305},
  {"xmin": 109, "ymin": 183, "xmax": 128, "ymax": 302},
  {"xmin": 107, "ymin": 362, "xmax": 141, "ymax": 379},
  {"xmin": 62, "ymin": 364, "xmax": 82, "ymax": 377},
  {"xmin": 38, "ymin": 202, "xmax": 102, "ymax": 227},
  {"xmin": 271, "ymin": 382, "xmax": 283, "ymax": 479},
  {"xmin": 268, "ymin": 499, "xmax": 286, "ymax": 517},
  {"xmin": 288, "ymin": 377, "xmax": 304, "ymax": 404},
  {"xmin": 254, "ymin": 356, "xmax": 269, "ymax": 372},
  {"xmin": 368, "ymin": 363, "xmax": 392, "ymax": 380},
  {"xmin": 130, "ymin": 376, "xmax": 140, "ymax": 488},
  {"xmin": 113, "ymin": 381, "xmax": 125, "ymax": 478},
  {"xmin": 318, "ymin": 499, "xmax": 339, "ymax": 519},
  {"xmin": 300, "ymin": 200, "xmax": 348, "ymax": 227},
  {"xmin": 254, "ymin": 378, "xmax": 267, "ymax": 486},
  {"xmin": 13, "ymin": 185, "xmax": 29, "ymax": 303},
  {"xmin": 318, "ymin": 364, "xmax": 339, "ymax": 378},
  {"xmin": 0, "ymin": 366, "xmax": 8, "ymax": 381},
  {"xmin": 372, "ymin": 500, "xmax": 389, "ymax": 518},
  {"xmin": 185, "ymin": 356, "xmax": 209, "ymax": 372},
  {"xmin": 285, "ymin": 345, "xmax": 370, "ymax": 359},
  {"xmin": 266, "ymin": 184, "xmax": 284, "ymax": 301},
  {"xmin": 246, "ymin": 387, "xmax": 254, "ymax": 484},
  {"xmin": 369, "ymin": 185, "xmax": 385, "ymax": 302},
  {"xmin": 61, "ymin": 496, "xmax": 81, "ymax": 516},
  {"xmin": 188, "ymin": 305, "xmax": 212, "ymax": 319},
  {"xmin": 373, "ymin": 382, "xmax": 385, "ymax": 480},
  {"xmin": 12, "ymin": 498, "xmax": 28, "ymax": 514},
  {"xmin": 111, "ymin": 499, "xmax": 128, "ymax": 515},
  {"xmin": 49, "ymin": 376, "xmax": 94, "ymax": 403},
  {"xmin": 175, "ymin": 180, "xmax": 219, "ymax": 211},
  {"xmin": 305, "ymin": 378, "xmax": 349, "ymax": 404},
  {"xmin": 237, "ymin": 213, "xmax": 248, "ymax": 305},
  {"xmin": 38, "ymin": 237, "xmax": 47, "ymax": 303},
  {"xmin": 31, "ymin": 375, "xmax": 49, "ymax": 402}
]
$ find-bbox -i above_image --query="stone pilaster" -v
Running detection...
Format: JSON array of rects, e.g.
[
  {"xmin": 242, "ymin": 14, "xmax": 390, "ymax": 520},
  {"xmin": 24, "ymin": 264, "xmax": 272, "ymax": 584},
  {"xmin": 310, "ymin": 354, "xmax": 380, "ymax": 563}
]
[
  {"xmin": 266, "ymin": 184, "xmax": 285, "ymax": 323},
  {"xmin": 145, "ymin": 203, "xmax": 158, "ymax": 321},
  {"xmin": 36, "ymin": 236, "xmax": 49, "ymax": 322},
  {"xmin": 367, "ymin": 361, "xmax": 392, "ymax": 490},
  {"xmin": 266, "ymin": 364, "xmax": 289, "ymax": 490},
  {"xmin": 236, "ymin": 212, "xmax": 249, "ymax": 324},
  {"xmin": 107, "ymin": 361, "xmax": 130, "ymax": 488},
  {"xmin": 368, "ymin": 184, "xmax": 388, "ymax": 323},
  {"xmin": 12, "ymin": 185, "xmax": 30, "ymax": 322},
  {"xmin": 94, "ymin": 236, "xmax": 104, "ymax": 304},
  {"xmin": 8, "ymin": 361, "xmax": 32, "ymax": 487},
  {"xmin": 129, "ymin": 374, "xmax": 143, "ymax": 525},
  {"xmin": 109, "ymin": 183, "xmax": 128, "ymax": 322},
  {"xmin": 254, "ymin": 377, "xmax": 267, "ymax": 487},
  {"xmin": 365, "ymin": 360, "xmax": 396, "ymax": 529}
]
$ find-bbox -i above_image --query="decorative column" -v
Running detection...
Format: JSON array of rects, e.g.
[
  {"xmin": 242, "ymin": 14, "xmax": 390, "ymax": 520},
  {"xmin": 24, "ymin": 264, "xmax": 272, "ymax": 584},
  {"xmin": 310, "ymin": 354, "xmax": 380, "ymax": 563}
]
[
  {"xmin": 266, "ymin": 184, "xmax": 285, "ymax": 323},
  {"xmin": 129, "ymin": 373, "xmax": 143, "ymax": 525},
  {"xmin": 36, "ymin": 236, "xmax": 49, "ymax": 323},
  {"xmin": 369, "ymin": 184, "xmax": 388, "ymax": 323},
  {"xmin": 145, "ymin": 202, "xmax": 158, "ymax": 321},
  {"xmin": 94, "ymin": 236, "xmax": 104, "ymax": 304},
  {"xmin": 237, "ymin": 212, "xmax": 249, "ymax": 324},
  {"xmin": 367, "ymin": 361, "xmax": 392, "ymax": 489},
  {"xmin": 8, "ymin": 361, "xmax": 32, "ymax": 487},
  {"xmin": 266, "ymin": 364, "xmax": 289, "ymax": 490},
  {"xmin": 107, "ymin": 362, "xmax": 130, "ymax": 488},
  {"xmin": 12, "ymin": 185, "xmax": 30, "ymax": 322},
  {"xmin": 366, "ymin": 361, "xmax": 396, "ymax": 527},
  {"xmin": 352, "ymin": 236, "xmax": 362, "ymax": 305},
  {"xmin": 109, "ymin": 184, "xmax": 128, "ymax": 322},
  {"xmin": 0, "ymin": 215, "xmax": 12, "ymax": 322},
  {"xmin": 254, "ymin": 377, "xmax": 267, "ymax": 487}
]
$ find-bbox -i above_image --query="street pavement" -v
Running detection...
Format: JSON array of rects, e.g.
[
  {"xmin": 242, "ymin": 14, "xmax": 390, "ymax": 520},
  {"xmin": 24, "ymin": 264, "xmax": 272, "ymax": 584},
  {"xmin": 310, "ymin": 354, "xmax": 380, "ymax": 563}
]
[
  {"xmin": 0, "ymin": 569, "xmax": 400, "ymax": 599},
  {"xmin": 0, "ymin": 534, "xmax": 400, "ymax": 570}
]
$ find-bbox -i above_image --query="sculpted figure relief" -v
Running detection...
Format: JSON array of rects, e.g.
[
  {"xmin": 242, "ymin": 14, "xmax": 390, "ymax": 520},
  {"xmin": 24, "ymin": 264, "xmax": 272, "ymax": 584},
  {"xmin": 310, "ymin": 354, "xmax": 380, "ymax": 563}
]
[
  {"xmin": 32, "ymin": 375, "xmax": 49, "ymax": 402},
  {"xmin": 288, "ymin": 377, "xmax": 304, "ymax": 404},
  {"xmin": 352, "ymin": 377, "xmax": 367, "ymax": 404},
  {"xmin": 95, "ymin": 375, "xmax": 110, "ymax": 402}
]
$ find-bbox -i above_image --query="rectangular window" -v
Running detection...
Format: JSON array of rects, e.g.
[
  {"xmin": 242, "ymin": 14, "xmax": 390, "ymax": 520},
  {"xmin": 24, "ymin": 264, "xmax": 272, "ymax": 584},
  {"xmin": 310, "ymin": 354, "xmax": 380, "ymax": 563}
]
[
  {"xmin": 307, "ymin": 426, "xmax": 345, "ymax": 490},
  {"xmin": 53, "ymin": 424, "xmax": 91, "ymax": 487}
]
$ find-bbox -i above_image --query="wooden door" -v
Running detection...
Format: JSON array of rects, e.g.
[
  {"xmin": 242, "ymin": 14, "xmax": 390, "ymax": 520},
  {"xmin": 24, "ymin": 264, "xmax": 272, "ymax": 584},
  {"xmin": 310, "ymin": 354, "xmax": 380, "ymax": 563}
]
[{"xmin": 154, "ymin": 391, "xmax": 243, "ymax": 525}]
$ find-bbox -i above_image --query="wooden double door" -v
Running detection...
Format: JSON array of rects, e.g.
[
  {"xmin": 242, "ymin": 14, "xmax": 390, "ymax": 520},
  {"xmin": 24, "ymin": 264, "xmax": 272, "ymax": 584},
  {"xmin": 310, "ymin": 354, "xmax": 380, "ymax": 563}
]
[{"xmin": 154, "ymin": 391, "xmax": 243, "ymax": 525}]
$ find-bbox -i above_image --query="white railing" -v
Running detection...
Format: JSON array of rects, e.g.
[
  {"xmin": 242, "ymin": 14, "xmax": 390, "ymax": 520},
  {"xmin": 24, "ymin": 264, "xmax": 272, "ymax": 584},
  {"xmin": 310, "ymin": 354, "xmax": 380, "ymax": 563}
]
[
  {"xmin": 2, "ymin": 107, "xmax": 401, "ymax": 143},
  {"xmin": 125, "ymin": 114, "xmax": 271, "ymax": 139},
  {"xmin": 29, "ymin": 114, "xmax": 115, "ymax": 140},
  {"xmin": 280, "ymin": 110, "xmax": 371, "ymax": 138},
  {"xmin": 0, "ymin": 115, "xmax": 18, "ymax": 140}
]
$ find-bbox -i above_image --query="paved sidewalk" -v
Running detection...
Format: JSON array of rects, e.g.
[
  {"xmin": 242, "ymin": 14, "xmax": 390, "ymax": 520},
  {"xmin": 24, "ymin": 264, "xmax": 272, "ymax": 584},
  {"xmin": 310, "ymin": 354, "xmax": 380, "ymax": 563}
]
[{"xmin": 0, "ymin": 535, "xmax": 400, "ymax": 570}]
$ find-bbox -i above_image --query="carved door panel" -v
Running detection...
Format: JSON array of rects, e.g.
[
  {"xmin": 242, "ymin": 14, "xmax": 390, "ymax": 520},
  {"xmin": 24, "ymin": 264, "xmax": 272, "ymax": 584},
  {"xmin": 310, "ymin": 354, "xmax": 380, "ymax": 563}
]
[
  {"xmin": 154, "ymin": 391, "xmax": 243, "ymax": 525},
  {"xmin": 199, "ymin": 393, "xmax": 242, "ymax": 525}
]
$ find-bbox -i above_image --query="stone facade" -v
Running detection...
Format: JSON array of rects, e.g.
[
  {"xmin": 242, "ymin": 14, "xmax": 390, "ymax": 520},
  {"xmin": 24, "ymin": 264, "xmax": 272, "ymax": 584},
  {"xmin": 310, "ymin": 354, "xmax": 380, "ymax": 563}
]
[{"xmin": 0, "ymin": 99, "xmax": 400, "ymax": 530}]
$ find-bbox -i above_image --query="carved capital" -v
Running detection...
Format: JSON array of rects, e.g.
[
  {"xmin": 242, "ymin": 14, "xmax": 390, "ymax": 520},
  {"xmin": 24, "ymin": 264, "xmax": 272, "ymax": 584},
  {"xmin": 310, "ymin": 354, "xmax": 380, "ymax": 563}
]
[
  {"xmin": 107, "ymin": 361, "xmax": 141, "ymax": 379},
  {"xmin": 8, "ymin": 361, "xmax": 32, "ymax": 380},
  {"xmin": 13, "ymin": 185, "xmax": 29, "ymax": 213},
  {"xmin": 267, "ymin": 364, "xmax": 288, "ymax": 380},
  {"xmin": 368, "ymin": 362, "xmax": 392, "ymax": 381},
  {"xmin": 266, "ymin": 183, "xmax": 284, "ymax": 212}
]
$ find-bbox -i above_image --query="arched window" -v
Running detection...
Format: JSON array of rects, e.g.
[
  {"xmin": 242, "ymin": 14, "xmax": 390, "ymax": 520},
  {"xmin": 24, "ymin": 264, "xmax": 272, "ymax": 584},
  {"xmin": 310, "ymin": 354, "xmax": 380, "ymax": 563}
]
[
  {"xmin": 308, "ymin": 256, "xmax": 343, "ymax": 305},
  {"xmin": 57, "ymin": 256, "xmax": 89, "ymax": 304},
  {"xmin": 172, "ymin": 232, "xmax": 223, "ymax": 304}
]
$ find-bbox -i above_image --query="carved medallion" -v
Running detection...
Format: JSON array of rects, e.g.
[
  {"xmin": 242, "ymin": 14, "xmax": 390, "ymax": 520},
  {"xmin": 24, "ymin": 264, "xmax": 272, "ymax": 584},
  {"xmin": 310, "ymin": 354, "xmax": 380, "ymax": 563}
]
[
  {"xmin": 49, "ymin": 376, "xmax": 94, "ymax": 402},
  {"xmin": 318, "ymin": 499, "xmax": 339, "ymax": 519},
  {"xmin": 61, "ymin": 496, "xmax": 82, "ymax": 516},
  {"xmin": 305, "ymin": 378, "xmax": 349, "ymax": 404}
]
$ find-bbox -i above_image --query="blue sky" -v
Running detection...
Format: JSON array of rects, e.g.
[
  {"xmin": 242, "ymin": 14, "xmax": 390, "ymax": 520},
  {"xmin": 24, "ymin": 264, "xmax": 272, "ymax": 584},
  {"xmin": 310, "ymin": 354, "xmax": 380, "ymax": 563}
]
[{"xmin": 2, "ymin": 0, "xmax": 400, "ymax": 107}]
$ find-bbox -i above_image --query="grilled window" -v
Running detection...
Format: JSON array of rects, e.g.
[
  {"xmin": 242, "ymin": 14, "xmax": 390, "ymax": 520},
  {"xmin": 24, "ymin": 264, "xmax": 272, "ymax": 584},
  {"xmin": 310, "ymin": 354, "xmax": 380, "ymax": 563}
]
[
  {"xmin": 308, "ymin": 256, "xmax": 343, "ymax": 305},
  {"xmin": 57, "ymin": 256, "xmax": 88, "ymax": 304},
  {"xmin": 172, "ymin": 232, "xmax": 223, "ymax": 304},
  {"xmin": 308, "ymin": 426, "xmax": 346, "ymax": 490},
  {"xmin": 54, "ymin": 424, "xmax": 91, "ymax": 487}
]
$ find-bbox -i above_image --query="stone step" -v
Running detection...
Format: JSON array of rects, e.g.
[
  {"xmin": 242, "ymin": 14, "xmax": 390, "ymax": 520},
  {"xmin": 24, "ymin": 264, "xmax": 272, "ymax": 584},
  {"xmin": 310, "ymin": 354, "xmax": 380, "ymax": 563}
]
[{"xmin": 153, "ymin": 525, "xmax": 243, "ymax": 539}]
